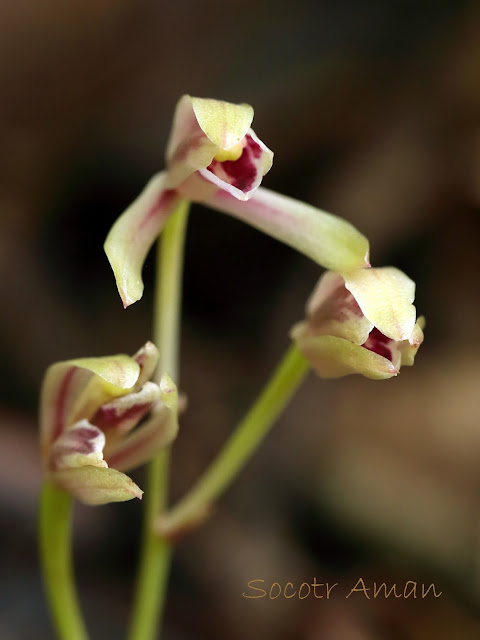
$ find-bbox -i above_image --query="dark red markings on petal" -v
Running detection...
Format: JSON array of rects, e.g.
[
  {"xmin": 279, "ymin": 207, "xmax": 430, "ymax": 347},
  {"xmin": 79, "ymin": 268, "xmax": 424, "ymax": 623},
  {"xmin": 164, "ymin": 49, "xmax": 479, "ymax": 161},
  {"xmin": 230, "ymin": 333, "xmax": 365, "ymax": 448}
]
[
  {"xmin": 309, "ymin": 285, "xmax": 363, "ymax": 332},
  {"xmin": 246, "ymin": 134, "xmax": 262, "ymax": 159},
  {"xmin": 93, "ymin": 403, "xmax": 152, "ymax": 432},
  {"xmin": 50, "ymin": 424, "xmax": 104, "ymax": 470},
  {"xmin": 138, "ymin": 189, "xmax": 177, "ymax": 232},
  {"xmin": 207, "ymin": 134, "xmax": 261, "ymax": 193},
  {"xmin": 135, "ymin": 350, "xmax": 147, "ymax": 370},
  {"xmin": 362, "ymin": 327, "xmax": 393, "ymax": 362},
  {"xmin": 332, "ymin": 288, "xmax": 364, "ymax": 322},
  {"xmin": 69, "ymin": 426, "xmax": 101, "ymax": 454},
  {"xmin": 52, "ymin": 367, "xmax": 76, "ymax": 443},
  {"xmin": 171, "ymin": 131, "xmax": 204, "ymax": 165},
  {"xmin": 105, "ymin": 429, "xmax": 158, "ymax": 469}
]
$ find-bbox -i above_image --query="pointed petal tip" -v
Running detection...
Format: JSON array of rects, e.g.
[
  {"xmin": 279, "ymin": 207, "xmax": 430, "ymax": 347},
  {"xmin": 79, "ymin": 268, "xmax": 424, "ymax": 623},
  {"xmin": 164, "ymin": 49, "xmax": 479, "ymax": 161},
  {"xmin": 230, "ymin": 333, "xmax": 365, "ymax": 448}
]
[
  {"xmin": 50, "ymin": 466, "xmax": 144, "ymax": 505},
  {"xmin": 104, "ymin": 172, "xmax": 180, "ymax": 308},
  {"xmin": 122, "ymin": 298, "xmax": 138, "ymax": 310},
  {"xmin": 294, "ymin": 334, "xmax": 399, "ymax": 380}
]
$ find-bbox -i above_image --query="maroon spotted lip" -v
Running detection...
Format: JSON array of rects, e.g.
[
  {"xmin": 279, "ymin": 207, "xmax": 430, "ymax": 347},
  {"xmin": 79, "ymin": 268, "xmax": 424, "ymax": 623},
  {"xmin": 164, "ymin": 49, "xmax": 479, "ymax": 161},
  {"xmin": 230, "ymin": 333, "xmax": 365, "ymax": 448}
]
[{"xmin": 206, "ymin": 134, "xmax": 263, "ymax": 193}]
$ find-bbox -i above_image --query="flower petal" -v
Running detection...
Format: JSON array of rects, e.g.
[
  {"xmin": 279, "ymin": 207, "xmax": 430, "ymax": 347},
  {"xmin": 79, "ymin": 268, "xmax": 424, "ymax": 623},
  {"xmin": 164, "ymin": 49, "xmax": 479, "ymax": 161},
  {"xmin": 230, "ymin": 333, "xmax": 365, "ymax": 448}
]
[
  {"xmin": 50, "ymin": 466, "xmax": 143, "ymax": 505},
  {"xmin": 341, "ymin": 267, "xmax": 416, "ymax": 342},
  {"xmin": 93, "ymin": 381, "xmax": 160, "ymax": 436},
  {"xmin": 195, "ymin": 186, "xmax": 370, "ymax": 271},
  {"xmin": 40, "ymin": 354, "xmax": 140, "ymax": 455},
  {"xmin": 49, "ymin": 419, "xmax": 107, "ymax": 471},
  {"xmin": 303, "ymin": 271, "xmax": 373, "ymax": 344},
  {"xmin": 105, "ymin": 373, "xmax": 179, "ymax": 472},
  {"xmin": 293, "ymin": 334, "xmax": 398, "ymax": 380},
  {"xmin": 104, "ymin": 172, "xmax": 182, "ymax": 307}
]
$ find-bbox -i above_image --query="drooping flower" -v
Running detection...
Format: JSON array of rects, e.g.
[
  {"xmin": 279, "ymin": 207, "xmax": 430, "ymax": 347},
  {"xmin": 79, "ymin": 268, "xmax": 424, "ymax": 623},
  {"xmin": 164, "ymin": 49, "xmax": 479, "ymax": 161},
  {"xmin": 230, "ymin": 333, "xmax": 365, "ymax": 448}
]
[
  {"xmin": 40, "ymin": 342, "xmax": 178, "ymax": 505},
  {"xmin": 104, "ymin": 95, "xmax": 370, "ymax": 307},
  {"xmin": 291, "ymin": 267, "xmax": 424, "ymax": 379}
]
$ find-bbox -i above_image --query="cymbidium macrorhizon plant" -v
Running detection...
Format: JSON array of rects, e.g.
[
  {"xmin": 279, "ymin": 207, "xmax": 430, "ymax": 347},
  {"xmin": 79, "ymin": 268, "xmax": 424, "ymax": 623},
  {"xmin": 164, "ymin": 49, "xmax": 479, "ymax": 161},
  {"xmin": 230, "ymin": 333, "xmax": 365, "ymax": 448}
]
[{"xmin": 38, "ymin": 95, "xmax": 423, "ymax": 640}]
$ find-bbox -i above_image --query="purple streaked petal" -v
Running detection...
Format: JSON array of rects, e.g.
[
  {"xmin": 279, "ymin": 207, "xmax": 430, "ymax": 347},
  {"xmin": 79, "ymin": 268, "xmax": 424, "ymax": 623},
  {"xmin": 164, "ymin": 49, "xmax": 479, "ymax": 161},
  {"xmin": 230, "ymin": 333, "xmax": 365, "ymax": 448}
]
[
  {"xmin": 40, "ymin": 354, "xmax": 140, "ymax": 454},
  {"xmin": 302, "ymin": 271, "xmax": 373, "ymax": 345},
  {"xmin": 105, "ymin": 373, "xmax": 178, "ymax": 472},
  {"xmin": 49, "ymin": 419, "xmax": 107, "ymax": 471},
  {"xmin": 104, "ymin": 172, "xmax": 182, "ymax": 307},
  {"xmin": 196, "ymin": 186, "xmax": 370, "ymax": 272},
  {"xmin": 164, "ymin": 95, "xmax": 222, "ymax": 189},
  {"xmin": 104, "ymin": 406, "xmax": 177, "ymax": 472},
  {"xmin": 93, "ymin": 381, "xmax": 160, "ymax": 436}
]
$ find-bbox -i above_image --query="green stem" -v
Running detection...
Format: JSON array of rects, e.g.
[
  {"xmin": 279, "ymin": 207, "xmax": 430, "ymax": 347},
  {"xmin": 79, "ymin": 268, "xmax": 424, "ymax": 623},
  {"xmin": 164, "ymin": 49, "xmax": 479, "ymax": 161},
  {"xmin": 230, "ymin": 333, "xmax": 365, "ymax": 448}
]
[
  {"xmin": 128, "ymin": 199, "xmax": 190, "ymax": 640},
  {"xmin": 39, "ymin": 481, "xmax": 89, "ymax": 640},
  {"xmin": 158, "ymin": 344, "xmax": 309, "ymax": 537}
]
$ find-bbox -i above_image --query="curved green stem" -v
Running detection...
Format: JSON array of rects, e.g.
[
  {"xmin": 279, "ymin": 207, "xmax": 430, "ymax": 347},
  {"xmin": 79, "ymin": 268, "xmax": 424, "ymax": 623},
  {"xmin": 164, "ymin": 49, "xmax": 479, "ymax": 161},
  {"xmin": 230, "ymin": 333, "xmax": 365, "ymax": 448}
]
[
  {"xmin": 39, "ymin": 480, "xmax": 89, "ymax": 640},
  {"xmin": 158, "ymin": 344, "xmax": 309, "ymax": 538},
  {"xmin": 128, "ymin": 199, "xmax": 190, "ymax": 640}
]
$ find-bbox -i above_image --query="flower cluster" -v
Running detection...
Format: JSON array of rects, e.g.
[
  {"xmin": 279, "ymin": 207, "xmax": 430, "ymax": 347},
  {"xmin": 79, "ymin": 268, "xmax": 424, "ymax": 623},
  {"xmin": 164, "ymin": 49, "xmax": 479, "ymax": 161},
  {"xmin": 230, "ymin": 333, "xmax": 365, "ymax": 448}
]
[
  {"xmin": 41, "ymin": 96, "xmax": 424, "ymax": 506},
  {"xmin": 40, "ymin": 342, "xmax": 178, "ymax": 505}
]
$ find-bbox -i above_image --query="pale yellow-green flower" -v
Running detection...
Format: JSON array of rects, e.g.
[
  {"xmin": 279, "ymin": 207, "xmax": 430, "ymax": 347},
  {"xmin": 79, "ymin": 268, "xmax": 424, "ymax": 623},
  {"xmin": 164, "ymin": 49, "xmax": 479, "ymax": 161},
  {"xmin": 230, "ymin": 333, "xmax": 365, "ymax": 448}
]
[
  {"xmin": 40, "ymin": 342, "xmax": 178, "ymax": 505},
  {"xmin": 291, "ymin": 267, "xmax": 424, "ymax": 380},
  {"xmin": 104, "ymin": 95, "xmax": 370, "ymax": 307}
]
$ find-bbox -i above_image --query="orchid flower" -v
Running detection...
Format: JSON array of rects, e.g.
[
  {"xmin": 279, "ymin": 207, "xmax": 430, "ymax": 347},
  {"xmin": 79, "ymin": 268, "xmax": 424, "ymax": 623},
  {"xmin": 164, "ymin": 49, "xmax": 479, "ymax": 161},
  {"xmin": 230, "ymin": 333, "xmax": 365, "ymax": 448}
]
[
  {"xmin": 291, "ymin": 267, "xmax": 424, "ymax": 379},
  {"xmin": 40, "ymin": 342, "xmax": 178, "ymax": 505},
  {"xmin": 104, "ymin": 95, "xmax": 370, "ymax": 307}
]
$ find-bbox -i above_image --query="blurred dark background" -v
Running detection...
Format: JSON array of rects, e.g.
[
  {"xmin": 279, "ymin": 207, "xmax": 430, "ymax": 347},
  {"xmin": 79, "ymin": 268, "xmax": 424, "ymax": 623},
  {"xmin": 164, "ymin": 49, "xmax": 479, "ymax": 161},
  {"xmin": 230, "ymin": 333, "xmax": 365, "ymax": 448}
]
[{"xmin": 2, "ymin": 1, "xmax": 480, "ymax": 638}]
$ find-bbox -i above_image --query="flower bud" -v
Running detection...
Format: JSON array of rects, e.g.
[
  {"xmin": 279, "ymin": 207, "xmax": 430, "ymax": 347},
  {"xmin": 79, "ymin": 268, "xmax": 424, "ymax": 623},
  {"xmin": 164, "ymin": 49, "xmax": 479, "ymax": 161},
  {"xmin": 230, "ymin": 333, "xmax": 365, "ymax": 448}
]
[
  {"xmin": 40, "ymin": 342, "xmax": 179, "ymax": 505},
  {"xmin": 291, "ymin": 268, "xmax": 424, "ymax": 380}
]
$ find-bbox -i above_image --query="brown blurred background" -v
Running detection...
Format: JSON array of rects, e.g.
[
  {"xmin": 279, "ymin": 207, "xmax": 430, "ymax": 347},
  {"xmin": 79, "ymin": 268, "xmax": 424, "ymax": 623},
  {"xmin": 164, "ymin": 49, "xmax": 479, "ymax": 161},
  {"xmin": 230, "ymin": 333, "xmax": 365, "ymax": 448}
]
[{"xmin": 2, "ymin": 1, "xmax": 480, "ymax": 638}]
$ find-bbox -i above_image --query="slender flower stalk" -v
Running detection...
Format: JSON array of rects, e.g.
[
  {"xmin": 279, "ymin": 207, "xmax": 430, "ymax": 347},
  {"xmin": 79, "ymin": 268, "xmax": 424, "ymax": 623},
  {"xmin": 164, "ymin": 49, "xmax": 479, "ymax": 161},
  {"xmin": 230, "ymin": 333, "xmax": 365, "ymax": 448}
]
[
  {"xmin": 128, "ymin": 200, "xmax": 190, "ymax": 640},
  {"xmin": 39, "ymin": 481, "xmax": 89, "ymax": 640},
  {"xmin": 156, "ymin": 344, "xmax": 310, "ymax": 539}
]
